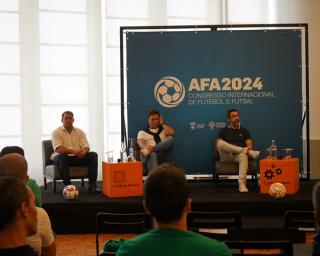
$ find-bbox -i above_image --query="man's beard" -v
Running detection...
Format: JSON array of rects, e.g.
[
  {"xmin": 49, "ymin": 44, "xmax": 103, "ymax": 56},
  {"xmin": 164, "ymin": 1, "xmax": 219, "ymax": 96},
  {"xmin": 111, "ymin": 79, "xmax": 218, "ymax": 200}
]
[{"xmin": 234, "ymin": 120, "xmax": 240, "ymax": 128}]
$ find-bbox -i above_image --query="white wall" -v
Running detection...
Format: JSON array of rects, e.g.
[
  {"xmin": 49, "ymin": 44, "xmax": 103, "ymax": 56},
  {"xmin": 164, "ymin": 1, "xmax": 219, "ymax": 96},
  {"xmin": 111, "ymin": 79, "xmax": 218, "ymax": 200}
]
[
  {"xmin": 271, "ymin": 0, "xmax": 320, "ymax": 177},
  {"xmin": 272, "ymin": 0, "xmax": 320, "ymax": 140}
]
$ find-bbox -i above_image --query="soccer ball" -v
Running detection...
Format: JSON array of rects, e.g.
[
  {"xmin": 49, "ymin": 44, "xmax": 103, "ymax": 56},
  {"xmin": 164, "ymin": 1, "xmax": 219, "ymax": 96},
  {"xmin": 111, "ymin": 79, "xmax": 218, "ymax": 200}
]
[
  {"xmin": 269, "ymin": 182, "xmax": 286, "ymax": 199},
  {"xmin": 63, "ymin": 185, "xmax": 79, "ymax": 200},
  {"xmin": 154, "ymin": 77, "xmax": 185, "ymax": 108}
]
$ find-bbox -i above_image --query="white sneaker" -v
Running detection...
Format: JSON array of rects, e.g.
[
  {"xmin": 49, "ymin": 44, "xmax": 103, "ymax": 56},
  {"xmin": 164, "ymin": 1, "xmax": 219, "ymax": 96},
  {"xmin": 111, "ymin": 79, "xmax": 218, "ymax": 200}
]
[
  {"xmin": 139, "ymin": 148, "xmax": 150, "ymax": 157},
  {"xmin": 248, "ymin": 150, "xmax": 260, "ymax": 159},
  {"xmin": 239, "ymin": 181, "xmax": 249, "ymax": 192}
]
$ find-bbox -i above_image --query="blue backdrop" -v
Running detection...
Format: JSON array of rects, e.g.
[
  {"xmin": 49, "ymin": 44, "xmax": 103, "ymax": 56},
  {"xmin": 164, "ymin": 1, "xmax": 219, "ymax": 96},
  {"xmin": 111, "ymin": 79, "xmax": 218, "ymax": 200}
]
[{"xmin": 126, "ymin": 30, "xmax": 302, "ymax": 174}]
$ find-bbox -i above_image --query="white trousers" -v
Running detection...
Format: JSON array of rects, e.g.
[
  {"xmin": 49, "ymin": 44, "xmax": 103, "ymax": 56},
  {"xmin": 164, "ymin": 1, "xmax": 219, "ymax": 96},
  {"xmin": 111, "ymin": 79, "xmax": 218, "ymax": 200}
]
[{"xmin": 216, "ymin": 139, "xmax": 248, "ymax": 181}]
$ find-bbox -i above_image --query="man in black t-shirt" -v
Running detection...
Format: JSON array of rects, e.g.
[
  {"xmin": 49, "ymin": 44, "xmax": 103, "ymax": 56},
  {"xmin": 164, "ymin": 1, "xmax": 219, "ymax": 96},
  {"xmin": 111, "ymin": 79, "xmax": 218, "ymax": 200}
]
[{"xmin": 216, "ymin": 109, "xmax": 260, "ymax": 192}]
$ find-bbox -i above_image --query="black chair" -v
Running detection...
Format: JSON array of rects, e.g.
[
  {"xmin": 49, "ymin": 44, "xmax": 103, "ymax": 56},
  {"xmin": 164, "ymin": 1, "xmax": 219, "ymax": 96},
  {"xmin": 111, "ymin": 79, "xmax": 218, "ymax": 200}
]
[
  {"xmin": 131, "ymin": 137, "xmax": 148, "ymax": 176},
  {"xmin": 95, "ymin": 212, "xmax": 152, "ymax": 256},
  {"xmin": 42, "ymin": 139, "xmax": 89, "ymax": 193},
  {"xmin": 187, "ymin": 211, "xmax": 243, "ymax": 241},
  {"xmin": 213, "ymin": 140, "xmax": 258, "ymax": 185},
  {"xmin": 283, "ymin": 210, "xmax": 316, "ymax": 243},
  {"xmin": 225, "ymin": 240, "xmax": 293, "ymax": 256}
]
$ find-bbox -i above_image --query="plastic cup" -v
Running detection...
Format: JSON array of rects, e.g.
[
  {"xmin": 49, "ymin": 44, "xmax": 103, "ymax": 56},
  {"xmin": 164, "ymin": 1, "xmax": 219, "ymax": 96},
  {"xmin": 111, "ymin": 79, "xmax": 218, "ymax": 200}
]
[{"xmin": 105, "ymin": 151, "xmax": 114, "ymax": 163}]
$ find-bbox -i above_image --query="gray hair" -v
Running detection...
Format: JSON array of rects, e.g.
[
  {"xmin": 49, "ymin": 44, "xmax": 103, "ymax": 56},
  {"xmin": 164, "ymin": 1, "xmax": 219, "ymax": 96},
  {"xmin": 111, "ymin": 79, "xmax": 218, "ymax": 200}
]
[{"xmin": 313, "ymin": 181, "xmax": 320, "ymax": 212}]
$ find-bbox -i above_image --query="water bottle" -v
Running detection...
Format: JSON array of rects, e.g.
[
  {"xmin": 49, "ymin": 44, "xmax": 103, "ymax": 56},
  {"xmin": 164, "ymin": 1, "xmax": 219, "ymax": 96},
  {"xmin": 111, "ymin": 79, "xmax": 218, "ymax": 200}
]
[
  {"xmin": 127, "ymin": 138, "xmax": 136, "ymax": 162},
  {"xmin": 269, "ymin": 139, "xmax": 277, "ymax": 159},
  {"xmin": 120, "ymin": 142, "xmax": 127, "ymax": 162}
]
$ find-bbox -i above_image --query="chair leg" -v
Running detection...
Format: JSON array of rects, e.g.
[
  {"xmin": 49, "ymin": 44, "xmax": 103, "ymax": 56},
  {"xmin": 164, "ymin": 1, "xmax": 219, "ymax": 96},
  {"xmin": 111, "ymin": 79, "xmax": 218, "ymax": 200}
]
[
  {"xmin": 82, "ymin": 179, "xmax": 85, "ymax": 187},
  {"xmin": 251, "ymin": 174, "xmax": 256, "ymax": 186},
  {"xmin": 53, "ymin": 180, "xmax": 57, "ymax": 193},
  {"xmin": 251, "ymin": 174, "xmax": 254, "ymax": 185},
  {"xmin": 213, "ymin": 174, "xmax": 219, "ymax": 185},
  {"xmin": 44, "ymin": 178, "xmax": 47, "ymax": 190}
]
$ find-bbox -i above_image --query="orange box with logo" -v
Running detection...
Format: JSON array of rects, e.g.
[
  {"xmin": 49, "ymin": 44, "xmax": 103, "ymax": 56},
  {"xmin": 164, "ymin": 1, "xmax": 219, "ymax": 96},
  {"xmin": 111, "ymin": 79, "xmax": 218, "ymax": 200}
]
[
  {"xmin": 260, "ymin": 158, "xmax": 299, "ymax": 194},
  {"xmin": 102, "ymin": 161, "xmax": 143, "ymax": 198}
]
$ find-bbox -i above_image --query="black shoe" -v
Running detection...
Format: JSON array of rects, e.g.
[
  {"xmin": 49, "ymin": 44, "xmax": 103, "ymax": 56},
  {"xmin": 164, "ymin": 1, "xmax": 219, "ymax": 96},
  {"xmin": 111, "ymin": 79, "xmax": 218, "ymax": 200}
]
[{"xmin": 88, "ymin": 183, "xmax": 101, "ymax": 194}]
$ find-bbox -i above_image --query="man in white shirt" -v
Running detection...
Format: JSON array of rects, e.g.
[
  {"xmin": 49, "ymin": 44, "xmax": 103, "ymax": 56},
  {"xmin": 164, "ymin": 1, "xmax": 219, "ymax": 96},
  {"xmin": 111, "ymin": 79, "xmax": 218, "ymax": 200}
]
[
  {"xmin": 137, "ymin": 110, "xmax": 175, "ymax": 174},
  {"xmin": 51, "ymin": 111, "xmax": 99, "ymax": 193}
]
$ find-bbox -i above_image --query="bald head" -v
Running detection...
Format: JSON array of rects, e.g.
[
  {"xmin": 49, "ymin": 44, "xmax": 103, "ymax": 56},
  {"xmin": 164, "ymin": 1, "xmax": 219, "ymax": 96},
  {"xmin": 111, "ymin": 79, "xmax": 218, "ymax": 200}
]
[{"xmin": 0, "ymin": 153, "xmax": 28, "ymax": 180}]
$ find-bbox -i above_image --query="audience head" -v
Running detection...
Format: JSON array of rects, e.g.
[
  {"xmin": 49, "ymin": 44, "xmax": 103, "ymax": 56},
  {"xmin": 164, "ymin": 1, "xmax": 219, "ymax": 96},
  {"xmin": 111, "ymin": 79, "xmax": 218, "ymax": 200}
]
[
  {"xmin": 61, "ymin": 110, "xmax": 74, "ymax": 129},
  {"xmin": 0, "ymin": 176, "xmax": 37, "ymax": 235},
  {"xmin": 143, "ymin": 163, "xmax": 190, "ymax": 224},
  {"xmin": 148, "ymin": 110, "xmax": 161, "ymax": 129},
  {"xmin": 0, "ymin": 146, "xmax": 24, "ymax": 157},
  {"xmin": 313, "ymin": 182, "xmax": 320, "ymax": 224},
  {"xmin": 0, "ymin": 153, "xmax": 28, "ymax": 182}
]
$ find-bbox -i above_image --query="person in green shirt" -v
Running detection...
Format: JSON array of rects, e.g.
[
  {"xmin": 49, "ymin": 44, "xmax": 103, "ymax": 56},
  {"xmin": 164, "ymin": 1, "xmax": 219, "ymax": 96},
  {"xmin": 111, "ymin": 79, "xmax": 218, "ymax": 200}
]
[
  {"xmin": 116, "ymin": 163, "xmax": 231, "ymax": 256},
  {"xmin": 27, "ymin": 178, "xmax": 42, "ymax": 207},
  {"xmin": 0, "ymin": 146, "xmax": 42, "ymax": 207}
]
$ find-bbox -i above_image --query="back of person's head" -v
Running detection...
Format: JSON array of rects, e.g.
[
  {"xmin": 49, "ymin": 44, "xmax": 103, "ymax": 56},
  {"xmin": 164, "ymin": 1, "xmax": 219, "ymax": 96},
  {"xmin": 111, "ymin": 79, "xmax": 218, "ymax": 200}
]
[
  {"xmin": 148, "ymin": 110, "xmax": 160, "ymax": 118},
  {"xmin": 144, "ymin": 163, "xmax": 189, "ymax": 224},
  {"xmin": 0, "ymin": 146, "xmax": 24, "ymax": 157},
  {"xmin": 0, "ymin": 176, "xmax": 29, "ymax": 230},
  {"xmin": 313, "ymin": 181, "xmax": 320, "ymax": 213},
  {"xmin": 0, "ymin": 153, "xmax": 28, "ymax": 180}
]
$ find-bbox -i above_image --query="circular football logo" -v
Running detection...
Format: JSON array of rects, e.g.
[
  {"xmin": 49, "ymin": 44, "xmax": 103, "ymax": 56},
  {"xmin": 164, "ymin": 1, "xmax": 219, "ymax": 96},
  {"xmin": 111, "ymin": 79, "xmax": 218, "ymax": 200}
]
[{"xmin": 154, "ymin": 77, "xmax": 185, "ymax": 108}]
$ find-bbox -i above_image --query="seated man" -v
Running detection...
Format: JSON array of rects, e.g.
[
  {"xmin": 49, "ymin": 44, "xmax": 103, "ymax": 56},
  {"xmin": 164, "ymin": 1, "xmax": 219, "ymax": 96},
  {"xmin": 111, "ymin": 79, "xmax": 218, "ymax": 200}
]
[
  {"xmin": 137, "ymin": 110, "xmax": 174, "ymax": 173},
  {"xmin": 51, "ymin": 111, "xmax": 99, "ymax": 193},
  {"xmin": 0, "ymin": 153, "xmax": 56, "ymax": 256},
  {"xmin": 0, "ymin": 146, "xmax": 42, "ymax": 207},
  {"xmin": 216, "ymin": 108, "xmax": 260, "ymax": 192},
  {"xmin": 312, "ymin": 181, "xmax": 320, "ymax": 256},
  {"xmin": 0, "ymin": 176, "xmax": 38, "ymax": 256},
  {"xmin": 116, "ymin": 163, "xmax": 231, "ymax": 256}
]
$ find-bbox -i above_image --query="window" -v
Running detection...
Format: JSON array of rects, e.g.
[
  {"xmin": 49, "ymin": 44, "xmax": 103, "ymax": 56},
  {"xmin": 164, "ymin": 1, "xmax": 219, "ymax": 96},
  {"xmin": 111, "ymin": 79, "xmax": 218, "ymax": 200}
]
[
  {"xmin": 227, "ymin": 0, "xmax": 269, "ymax": 24},
  {"xmin": 39, "ymin": 0, "xmax": 89, "ymax": 137},
  {"xmin": 167, "ymin": 0, "xmax": 208, "ymax": 25},
  {"xmin": 105, "ymin": 0, "xmax": 148, "ymax": 157},
  {"xmin": 0, "ymin": 0, "xmax": 21, "ymax": 149}
]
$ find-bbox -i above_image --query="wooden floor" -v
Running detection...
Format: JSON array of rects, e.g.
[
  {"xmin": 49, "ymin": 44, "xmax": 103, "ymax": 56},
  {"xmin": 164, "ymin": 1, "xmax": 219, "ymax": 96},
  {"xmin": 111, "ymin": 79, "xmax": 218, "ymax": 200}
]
[
  {"xmin": 55, "ymin": 234, "xmax": 135, "ymax": 256},
  {"xmin": 55, "ymin": 233, "xmax": 314, "ymax": 256}
]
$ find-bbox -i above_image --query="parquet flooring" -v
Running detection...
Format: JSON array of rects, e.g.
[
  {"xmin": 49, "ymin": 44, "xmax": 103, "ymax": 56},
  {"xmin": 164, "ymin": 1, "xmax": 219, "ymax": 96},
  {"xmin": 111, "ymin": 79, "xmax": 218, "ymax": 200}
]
[
  {"xmin": 55, "ymin": 234, "xmax": 135, "ymax": 256},
  {"xmin": 55, "ymin": 232, "xmax": 314, "ymax": 256}
]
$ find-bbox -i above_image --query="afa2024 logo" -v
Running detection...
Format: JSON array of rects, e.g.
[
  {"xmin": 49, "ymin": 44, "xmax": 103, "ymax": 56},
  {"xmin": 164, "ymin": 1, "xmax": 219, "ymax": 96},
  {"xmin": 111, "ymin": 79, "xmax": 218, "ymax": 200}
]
[{"xmin": 154, "ymin": 76, "xmax": 264, "ymax": 108}]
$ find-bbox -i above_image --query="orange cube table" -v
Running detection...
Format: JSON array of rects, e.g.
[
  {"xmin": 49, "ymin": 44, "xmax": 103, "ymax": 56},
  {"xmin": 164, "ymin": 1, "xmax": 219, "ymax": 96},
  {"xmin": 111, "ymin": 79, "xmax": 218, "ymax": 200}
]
[
  {"xmin": 102, "ymin": 161, "xmax": 143, "ymax": 198},
  {"xmin": 260, "ymin": 158, "xmax": 300, "ymax": 194}
]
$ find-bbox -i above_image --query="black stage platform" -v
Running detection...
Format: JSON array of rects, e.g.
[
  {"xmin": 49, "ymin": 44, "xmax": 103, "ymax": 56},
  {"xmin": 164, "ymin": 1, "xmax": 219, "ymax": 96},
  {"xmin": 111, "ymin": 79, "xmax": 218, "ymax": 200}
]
[{"xmin": 42, "ymin": 180, "xmax": 315, "ymax": 240}]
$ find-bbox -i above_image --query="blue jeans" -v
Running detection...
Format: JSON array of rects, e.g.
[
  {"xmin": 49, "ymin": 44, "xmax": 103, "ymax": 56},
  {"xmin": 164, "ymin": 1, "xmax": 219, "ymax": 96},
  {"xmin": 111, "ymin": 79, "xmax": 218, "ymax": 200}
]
[{"xmin": 142, "ymin": 136, "xmax": 174, "ymax": 174}]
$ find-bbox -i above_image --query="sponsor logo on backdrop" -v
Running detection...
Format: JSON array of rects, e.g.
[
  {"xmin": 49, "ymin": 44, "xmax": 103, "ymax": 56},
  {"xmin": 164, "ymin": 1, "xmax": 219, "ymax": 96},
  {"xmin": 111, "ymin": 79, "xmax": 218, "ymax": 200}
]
[
  {"xmin": 154, "ymin": 76, "xmax": 275, "ymax": 107},
  {"xmin": 154, "ymin": 76, "xmax": 186, "ymax": 108},
  {"xmin": 189, "ymin": 121, "xmax": 226, "ymax": 131}
]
